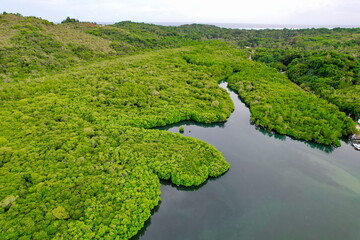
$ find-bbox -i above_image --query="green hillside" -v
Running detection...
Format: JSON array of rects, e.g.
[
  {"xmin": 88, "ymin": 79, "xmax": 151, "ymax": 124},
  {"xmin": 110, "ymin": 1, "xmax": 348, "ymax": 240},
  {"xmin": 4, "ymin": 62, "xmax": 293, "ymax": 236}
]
[
  {"xmin": 0, "ymin": 14, "xmax": 116, "ymax": 81},
  {"xmin": 0, "ymin": 13, "xmax": 359, "ymax": 240}
]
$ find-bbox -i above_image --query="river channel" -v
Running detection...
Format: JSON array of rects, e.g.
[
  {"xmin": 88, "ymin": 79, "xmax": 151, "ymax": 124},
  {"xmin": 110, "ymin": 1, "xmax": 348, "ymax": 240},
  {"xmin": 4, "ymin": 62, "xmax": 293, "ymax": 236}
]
[{"xmin": 134, "ymin": 82, "xmax": 360, "ymax": 240}]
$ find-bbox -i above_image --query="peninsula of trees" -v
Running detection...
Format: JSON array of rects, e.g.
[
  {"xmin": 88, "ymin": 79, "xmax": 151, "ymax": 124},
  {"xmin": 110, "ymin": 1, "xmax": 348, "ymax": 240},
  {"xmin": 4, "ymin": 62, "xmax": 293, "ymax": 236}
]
[{"xmin": 0, "ymin": 13, "xmax": 359, "ymax": 239}]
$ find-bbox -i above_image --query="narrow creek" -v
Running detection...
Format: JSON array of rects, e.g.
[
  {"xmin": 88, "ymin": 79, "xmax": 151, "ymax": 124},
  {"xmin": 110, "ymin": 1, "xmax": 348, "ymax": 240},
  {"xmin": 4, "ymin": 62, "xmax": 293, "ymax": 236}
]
[{"xmin": 134, "ymin": 82, "xmax": 360, "ymax": 240}]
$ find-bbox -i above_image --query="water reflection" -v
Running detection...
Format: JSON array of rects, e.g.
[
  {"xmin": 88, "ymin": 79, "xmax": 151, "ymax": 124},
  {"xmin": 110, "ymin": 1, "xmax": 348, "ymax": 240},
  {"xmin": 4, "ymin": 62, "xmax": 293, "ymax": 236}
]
[
  {"xmin": 304, "ymin": 141, "xmax": 335, "ymax": 153},
  {"xmin": 131, "ymin": 204, "xmax": 161, "ymax": 240},
  {"xmin": 136, "ymin": 82, "xmax": 360, "ymax": 240},
  {"xmin": 158, "ymin": 171, "xmax": 228, "ymax": 192},
  {"xmin": 156, "ymin": 120, "xmax": 226, "ymax": 130},
  {"xmin": 256, "ymin": 126, "xmax": 287, "ymax": 141},
  {"xmin": 255, "ymin": 126, "xmax": 335, "ymax": 153}
]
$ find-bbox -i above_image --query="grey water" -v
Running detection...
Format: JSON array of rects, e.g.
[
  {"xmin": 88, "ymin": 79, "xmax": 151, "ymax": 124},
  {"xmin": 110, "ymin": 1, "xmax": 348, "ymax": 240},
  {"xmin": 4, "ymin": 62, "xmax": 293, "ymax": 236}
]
[{"xmin": 134, "ymin": 82, "xmax": 360, "ymax": 240}]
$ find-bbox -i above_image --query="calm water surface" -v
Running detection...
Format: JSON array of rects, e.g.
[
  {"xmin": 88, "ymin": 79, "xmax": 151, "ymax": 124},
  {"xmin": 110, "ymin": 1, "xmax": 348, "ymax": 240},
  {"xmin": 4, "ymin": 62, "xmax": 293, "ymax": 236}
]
[{"xmin": 134, "ymin": 82, "xmax": 360, "ymax": 240}]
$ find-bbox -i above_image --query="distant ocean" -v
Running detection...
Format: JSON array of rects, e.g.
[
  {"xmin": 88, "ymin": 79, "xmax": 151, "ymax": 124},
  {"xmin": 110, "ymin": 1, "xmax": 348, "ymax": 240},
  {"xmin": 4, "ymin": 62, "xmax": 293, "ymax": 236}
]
[
  {"xmin": 150, "ymin": 22, "xmax": 360, "ymax": 30},
  {"xmin": 98, "ymin": 22, "xmax": 360, "ymax": 30}
]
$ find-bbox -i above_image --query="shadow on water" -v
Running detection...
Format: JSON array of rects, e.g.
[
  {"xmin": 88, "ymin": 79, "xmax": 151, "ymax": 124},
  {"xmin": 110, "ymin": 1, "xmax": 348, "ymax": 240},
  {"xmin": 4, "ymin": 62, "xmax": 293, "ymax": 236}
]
[
  {"xmin": 135, "ymin": 81, "xmax": 359, "ymax": 240},
  {"xmin": 304, "ymin": 141, "xmax": 336, "ymax": 153},
  {"xmin": 156, "ymin": 119, "xmax": 226, "ymax": 131},
  {"xmin": 159, "ymin": 169, "xmax": 229, "ymax": 192},
  {"xmin": 256, "ymin": 125, "xmax": 335, "ymax": 153},
  {"xmin": 256, "ymin": 126, "xmax": 287, "ymax": 141},
  {"xmin": 131, "ymin": 170, "xmax": 228, "ymax": 240},
  {"xmin": 158, "ymin": 79, "xmax": 336, "ymax": 154},
  {"xmin": 130, "ymin": 204, "xmax": 161, "ymax": 240},
  {"xmin": 225, "ymin": 79, "xmax": 337, "ymax": 153}
]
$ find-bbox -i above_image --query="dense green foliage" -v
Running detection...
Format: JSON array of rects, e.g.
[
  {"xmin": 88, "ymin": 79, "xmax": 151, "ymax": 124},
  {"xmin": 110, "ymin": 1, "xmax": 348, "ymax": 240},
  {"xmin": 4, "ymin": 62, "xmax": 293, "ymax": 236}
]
[
  {"xmin": 86, "ymin": 21, "xmax": 193, "ymax": 51},
  {"xmin": 0, "ymin": 125, "xmax": 229, "ymax": 239},
  {"xmin": 1, "ymin": 12, "xmax": 359, "ymax": 239},
  {"xmin": 0, "ymin": 14, "xmax": 115, "ymax": 81},
  {"xmin": 246, "ymin": 30, "xmax": 360, "ymax": 121},
  {"xmin": 287, "ymin": 51, "xmax": 360, "ymax": 120},
  {"xmin": 227, "ymin": 61, "xmax": 356, "ymax": 146},
  {"xmin": 61, "ymin": 17, "xmax": 79, "ymax": 24},
  {"xmin": 0, "ymin": 45, "xmax": 244, "ymax": 239}
]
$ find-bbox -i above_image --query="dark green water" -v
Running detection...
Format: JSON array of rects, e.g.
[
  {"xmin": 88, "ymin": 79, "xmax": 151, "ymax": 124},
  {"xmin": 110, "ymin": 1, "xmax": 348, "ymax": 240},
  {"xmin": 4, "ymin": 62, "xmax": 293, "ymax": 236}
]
[{"xmin": 135, "ymin": 82, "xmax": 360, "ymax": 240}]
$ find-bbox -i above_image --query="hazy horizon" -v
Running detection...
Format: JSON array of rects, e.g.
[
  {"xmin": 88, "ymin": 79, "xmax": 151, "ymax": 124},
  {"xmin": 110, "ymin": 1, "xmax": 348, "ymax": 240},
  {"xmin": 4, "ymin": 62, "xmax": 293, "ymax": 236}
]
[
  {"xmin": 2, "ymin": 0, "xmax": 360, "ymax": 26},
  {"xmin": 4, "ymin": 14, "xmax": 360, "ymax": 30}
]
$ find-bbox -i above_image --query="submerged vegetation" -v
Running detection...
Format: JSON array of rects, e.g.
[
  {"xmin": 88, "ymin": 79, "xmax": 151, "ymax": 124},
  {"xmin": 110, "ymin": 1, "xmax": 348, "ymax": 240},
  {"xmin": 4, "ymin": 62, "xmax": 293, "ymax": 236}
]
[{"xmin": 0, "ymin": 13, "xmax": 359, "ymax": 239}]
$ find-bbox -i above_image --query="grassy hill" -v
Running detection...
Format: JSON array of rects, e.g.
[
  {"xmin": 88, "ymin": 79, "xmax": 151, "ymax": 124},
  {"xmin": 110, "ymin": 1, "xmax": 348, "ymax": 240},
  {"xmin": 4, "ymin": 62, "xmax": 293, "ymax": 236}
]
[{"xmin": 0, "ymin": 14, "xmax": 117, "ymax": 81}]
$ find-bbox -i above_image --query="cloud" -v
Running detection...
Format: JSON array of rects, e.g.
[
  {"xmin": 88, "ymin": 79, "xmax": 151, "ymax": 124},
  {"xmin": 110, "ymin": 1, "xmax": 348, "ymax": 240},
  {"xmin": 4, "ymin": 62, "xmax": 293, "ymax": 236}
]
[{"xmin": 2, "ymin": 0, "xmax": 359, "ymax": 24}]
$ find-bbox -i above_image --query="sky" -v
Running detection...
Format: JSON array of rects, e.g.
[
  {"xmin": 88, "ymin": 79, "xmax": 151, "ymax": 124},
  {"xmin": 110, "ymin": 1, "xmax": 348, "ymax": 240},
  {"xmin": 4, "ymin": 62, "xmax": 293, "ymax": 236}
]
[{"xmin": 2, "ymin": 0, "xmax": 360, "ymax": 25}]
